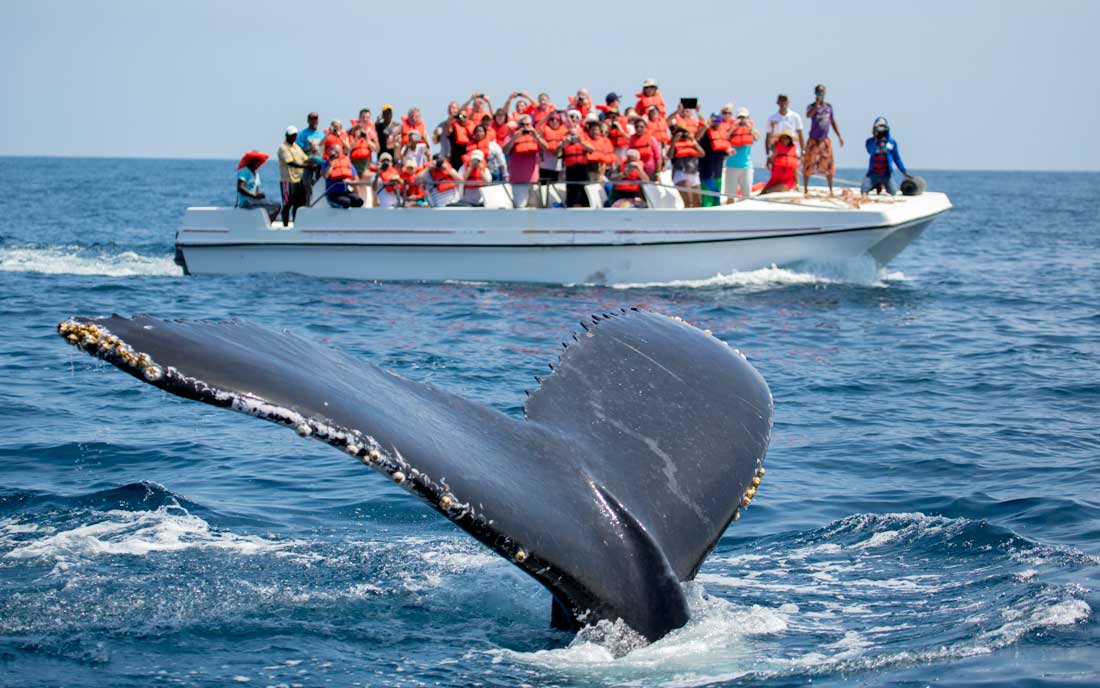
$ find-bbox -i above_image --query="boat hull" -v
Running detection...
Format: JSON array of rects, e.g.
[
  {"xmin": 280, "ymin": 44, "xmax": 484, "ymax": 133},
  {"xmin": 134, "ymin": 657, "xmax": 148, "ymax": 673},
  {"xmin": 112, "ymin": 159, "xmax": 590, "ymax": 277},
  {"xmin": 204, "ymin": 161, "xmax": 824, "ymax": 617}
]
[{"xmin": 177, "ymin": 192, "xmax": 951, "ymax": 284}]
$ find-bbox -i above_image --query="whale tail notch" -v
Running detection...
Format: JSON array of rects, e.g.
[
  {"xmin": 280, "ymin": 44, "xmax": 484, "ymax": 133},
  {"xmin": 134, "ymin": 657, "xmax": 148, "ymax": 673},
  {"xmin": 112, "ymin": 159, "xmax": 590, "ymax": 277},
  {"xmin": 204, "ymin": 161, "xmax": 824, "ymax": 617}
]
[{"xmin": 57, "ymin": 308, "xmax": 772, "ymax": 642}]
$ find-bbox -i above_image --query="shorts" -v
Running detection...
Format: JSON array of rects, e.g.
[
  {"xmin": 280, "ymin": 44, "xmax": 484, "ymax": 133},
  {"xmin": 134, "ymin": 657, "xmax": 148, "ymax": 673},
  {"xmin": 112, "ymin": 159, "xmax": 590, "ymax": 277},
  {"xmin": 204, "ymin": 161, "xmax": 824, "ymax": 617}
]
[
  {"xmin": 802, "ymin": 137, "xmax": 835, "ymax": 176},
  {"xmin": 672, "ymin": 169, "xmax": 700, "ymax": 186}
]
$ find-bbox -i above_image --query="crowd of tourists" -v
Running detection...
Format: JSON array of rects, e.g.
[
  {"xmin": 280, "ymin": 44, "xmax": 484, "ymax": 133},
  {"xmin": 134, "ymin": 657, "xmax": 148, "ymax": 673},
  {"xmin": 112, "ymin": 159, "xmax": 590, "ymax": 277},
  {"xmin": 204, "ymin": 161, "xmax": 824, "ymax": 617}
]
[{"xmin": 234, "ymin": 80, "xmax": 911, "ymax": 223}]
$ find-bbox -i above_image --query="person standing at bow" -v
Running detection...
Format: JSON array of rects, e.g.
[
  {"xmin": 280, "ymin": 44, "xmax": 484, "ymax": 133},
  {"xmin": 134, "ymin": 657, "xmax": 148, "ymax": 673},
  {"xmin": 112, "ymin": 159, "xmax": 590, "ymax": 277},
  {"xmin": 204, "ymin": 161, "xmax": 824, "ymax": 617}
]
[
  {"xmin": 559, "ymin": 125, "xmax": 594, "ymax": 207},
  {"xmin": 502, "ymin": 114, "xmax": 546, "ymax": 207},
  {"xmin": 803, "ymin": 84, "xmax": 844, "ymax": 194},
  {"xmin": 667, "ymin": 126, "xmax": 706, "ymax": 208},
  {"xmin": 861, "ymin": 117, "xmax": 911, "ymax": 196},
  {"xmin": 723, "ymin": 107, "xmax": 759, "ymax": 202},
  {"xmin": 277, "ymin": 126, "xmax": 315, "ymax": 226},
  {"xmin": 766, "ymin": 94, "xmax": 805, "ymax": 189}
]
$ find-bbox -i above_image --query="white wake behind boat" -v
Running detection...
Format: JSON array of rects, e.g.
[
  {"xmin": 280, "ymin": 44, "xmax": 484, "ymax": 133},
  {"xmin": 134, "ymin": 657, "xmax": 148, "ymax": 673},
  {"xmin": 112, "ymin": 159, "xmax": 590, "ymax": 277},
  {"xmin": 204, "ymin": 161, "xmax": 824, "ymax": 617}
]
[{"xmin": 176, "ymin": 182, "xmax": 951, "ymax": 284}]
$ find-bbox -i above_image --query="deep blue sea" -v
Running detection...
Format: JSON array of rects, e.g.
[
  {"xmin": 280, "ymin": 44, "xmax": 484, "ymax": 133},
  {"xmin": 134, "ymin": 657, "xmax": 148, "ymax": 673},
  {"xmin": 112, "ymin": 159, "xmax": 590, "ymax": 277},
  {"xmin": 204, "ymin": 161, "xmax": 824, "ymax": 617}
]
[{"xmin": 0, "ymin": 158, "xmax": 1097, "ymax": 687}]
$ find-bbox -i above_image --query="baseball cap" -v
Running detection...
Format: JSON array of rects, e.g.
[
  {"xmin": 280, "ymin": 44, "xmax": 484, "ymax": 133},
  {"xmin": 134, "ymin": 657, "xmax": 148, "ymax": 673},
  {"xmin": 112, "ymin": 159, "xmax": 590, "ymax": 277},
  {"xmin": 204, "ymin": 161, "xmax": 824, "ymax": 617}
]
[
  {"xmin": 642, "ymin": 78, "xmax": 658, "ymax": 88},
  {"xmin": 736, "ymin": 107, "xmax": 750, "ymax": 117},
  {"xmin": 285, "ymin": 126, "xmax": 298, "ymax": 136},
  {"xmin": 470, "ymin": 149, "xmax": 485, "ymax": 161},
  {"xmin": 606, "ymin": 92, "xmax": 621, "ymax": 103},
  {"xmin": 584, "ymin": 113, "xmax": 600, "ymax": 124}
]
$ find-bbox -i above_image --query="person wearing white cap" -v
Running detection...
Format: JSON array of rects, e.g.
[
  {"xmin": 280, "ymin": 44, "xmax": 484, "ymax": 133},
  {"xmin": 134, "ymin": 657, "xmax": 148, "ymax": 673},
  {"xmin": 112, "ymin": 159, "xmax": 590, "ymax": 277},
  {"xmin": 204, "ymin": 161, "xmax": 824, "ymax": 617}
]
[
  {"xmin": 458, "ymin": 149, "xmax": 492, "ymax": 205},
  {"xmin": 722, "ymin": 107, "xmax": 760, "ymax": 202},
  {"xmin": 634, "ymin": 78, "xmax": 667, "ymax": 118},
  {"xmin": 277, "ymin": 126, "xmax": 314, "ymax": 226}
]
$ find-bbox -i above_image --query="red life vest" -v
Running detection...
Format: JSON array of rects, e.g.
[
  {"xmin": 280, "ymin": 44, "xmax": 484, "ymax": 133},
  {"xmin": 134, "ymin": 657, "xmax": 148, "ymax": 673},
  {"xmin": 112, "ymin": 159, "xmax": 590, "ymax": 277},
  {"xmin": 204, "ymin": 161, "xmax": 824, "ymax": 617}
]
[
  {"xmin": 322, "ymin": 133, "xmax": 345, "ymax": 159},
  {"xmin": 326, "ymin": 154, "xmax": 354, "ymax": 180},
  {"xmin": 870, "ymin": 143, "xmax": 890, "ymax": 176},
  {"xmin": 672, "ymin": 139, "xmax": 701, "ymax": 159},
  {"xmin": 377, "ymin": 167, "xmax": 402, "ymax": 193},
  {"xmin": 729, "ymin": 123, "xmax": 755, "ymax": 148},
  {"xmin": 562, "ymin": 141, "xmax": 588, "ymax": 168},
  {"xmin": 464, "ymin": 163, "xmax": 487, "ymax": 187},
  {"xmin": 617, "ymin": 163, "xmax": 643, "ymax": 194},
  {"xmin": 400, "ymin": 118, "xmax": 426, "ymax": 146},
  {"xmin": 540, "ymin": 123, "xmax": 567, "ymax": 153},
  {"xmin": 628, "ymin": 132, "xmax": 654, "ymax": 161},
  {"xmin": 607, "ymin": 116, "xmax": 630, "ymax": 149},
  {"xmin": 650, "ymin": 121, "xmax": 671, "ymax": 145},
  {"xmin": 567, "ymin": 96, "xmax": 590, "ymax": 118},
  {"xmin": 634, "ymin": 93, "xmax": 667, "ymax": 117},
  {"xmin": 428, "ymin": 165, "xmax": 457, "ymax": 192},
  {"xmin": 773, "ymin": 141, "xmax": 799, "ymax": 170},
  {"xmin": 510, "ymin": 132, "xmax": 539, "ymax": 155},
  {"xmin": 451, "ymin": 121, "xmax": 470, "ymax": 146},
  {"xmin": 492, "ymin": 121, "xmax": 511, "ymax": 146},
  {"xmin": 350, "ymin": 136, "xmax": 373, "ymax": 161},
  {"xmin": 706, "ymin": 127, "xmax": 732, "ymax": 152},
  {"xmin": 587, "ymin": 135, "xmax": 614, "ymax": 165},
  {"xmin": 467, "ymin": 136, "xmax": 492, "ymax": 158},
  {"xmin": 674, "ymin": 114, "xmax": 701, "ymax": 137},
  {"xmin": 401, "ymin": 167, "xmax": 426, "ymax": 199}
]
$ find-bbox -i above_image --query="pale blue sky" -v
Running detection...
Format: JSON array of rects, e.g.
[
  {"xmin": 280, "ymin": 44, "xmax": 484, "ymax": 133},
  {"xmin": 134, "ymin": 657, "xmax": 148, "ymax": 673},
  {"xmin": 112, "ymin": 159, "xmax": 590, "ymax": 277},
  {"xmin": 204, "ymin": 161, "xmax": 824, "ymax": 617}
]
[{"xmin": 2, "ymin": 0, "xmax": 1096, "ymax": 170}]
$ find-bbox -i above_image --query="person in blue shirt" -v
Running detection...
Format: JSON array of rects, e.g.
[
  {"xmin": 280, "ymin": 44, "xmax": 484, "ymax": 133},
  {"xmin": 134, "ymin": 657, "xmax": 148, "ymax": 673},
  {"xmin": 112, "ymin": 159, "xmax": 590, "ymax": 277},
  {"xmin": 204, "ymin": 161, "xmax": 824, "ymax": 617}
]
[
  {"xmin": 296, "ymin": 112, "xmax": 325, "ymax": 155},
  {"xmin": 861, "ymin": 117, "xmax": 912, "ymax": 196},
  {"xmin": 236, "ymin": 151, "xmax": 281, "ymax": 221}
]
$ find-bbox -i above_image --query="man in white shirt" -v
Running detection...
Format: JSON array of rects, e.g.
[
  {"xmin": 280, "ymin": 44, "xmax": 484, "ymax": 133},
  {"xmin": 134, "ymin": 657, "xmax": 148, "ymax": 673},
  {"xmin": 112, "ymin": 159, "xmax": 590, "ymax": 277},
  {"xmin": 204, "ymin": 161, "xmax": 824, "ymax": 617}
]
[
  {"xmin": 765, "ymin": 94, "xmax": 805, "ymax": 155},
  {"xmin": 765, "ymin": 94, "xmax": 805, "ymax": 190}
]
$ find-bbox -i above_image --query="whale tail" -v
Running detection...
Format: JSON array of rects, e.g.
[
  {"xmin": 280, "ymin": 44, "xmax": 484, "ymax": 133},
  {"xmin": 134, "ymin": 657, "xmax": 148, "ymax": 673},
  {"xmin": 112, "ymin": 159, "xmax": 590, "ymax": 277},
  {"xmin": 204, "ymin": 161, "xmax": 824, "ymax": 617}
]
[{"xmin": 57, "ymin": 308, "xmax": 772, "ymax": 642}]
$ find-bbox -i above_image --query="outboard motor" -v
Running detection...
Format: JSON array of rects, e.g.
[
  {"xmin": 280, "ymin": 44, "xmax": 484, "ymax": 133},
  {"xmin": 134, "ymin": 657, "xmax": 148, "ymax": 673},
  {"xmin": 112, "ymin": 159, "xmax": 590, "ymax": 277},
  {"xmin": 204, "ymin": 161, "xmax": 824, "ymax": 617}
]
[{"xmin": 900, "ymin": 175, "xmax": 926, "ymax": 196}]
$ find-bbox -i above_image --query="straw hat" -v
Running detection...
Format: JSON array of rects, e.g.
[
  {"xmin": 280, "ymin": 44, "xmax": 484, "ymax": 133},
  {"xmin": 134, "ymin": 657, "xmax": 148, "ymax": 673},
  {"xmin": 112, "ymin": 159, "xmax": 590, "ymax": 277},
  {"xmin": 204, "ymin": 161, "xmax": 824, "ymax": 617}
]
[{"xmin": 776, "ymin": 129, "xmax": 795, "ymax": 142}]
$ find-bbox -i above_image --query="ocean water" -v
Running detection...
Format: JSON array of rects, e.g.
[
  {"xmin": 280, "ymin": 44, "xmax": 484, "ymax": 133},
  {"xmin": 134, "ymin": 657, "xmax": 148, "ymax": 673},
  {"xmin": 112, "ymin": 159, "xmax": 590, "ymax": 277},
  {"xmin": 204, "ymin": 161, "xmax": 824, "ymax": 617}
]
[{"xmin": 0, "ymin": 157, "xmax": 1098, "ymax": 687}]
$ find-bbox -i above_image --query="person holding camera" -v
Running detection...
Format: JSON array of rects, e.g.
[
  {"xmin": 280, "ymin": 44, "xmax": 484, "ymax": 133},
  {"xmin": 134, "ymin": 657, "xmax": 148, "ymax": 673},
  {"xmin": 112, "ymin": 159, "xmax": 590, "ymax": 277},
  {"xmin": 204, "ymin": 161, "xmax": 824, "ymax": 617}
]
[
  {"xmin": 583, "ymin": 114, "xmax": 615, "ymax": 183},
  {"xmin": 667, "ymin": 126, "xmax": 706, "ymax": 207},
  {"xmin": 421, "ymin": 154, "xmax": 463, "ymax": 207},
  {"xmin": 628, "ymin": 117, "xmax": 663, "ymax": 180},
  {"xmin": 349, "ymin": 112, "xmax": 380, "ymax": 178},
  {"xmin": 502, "ymin": 114, "xmax": 546, "ymax": 208},
  {"xmin": 609, "ymin": 149, "xmax": 647, "ymax": 207},
  {"xmin": 375, "ymin": 106, "xmax": 402, "ymax": 161},
  {"xmin": 559, "ymin": 125, "xmax": 595, "ymax": 207},
  {"xmin": 444, "ymin": 110, "xmax": 471, "ymax": 169},
  {"xmin": 634, "ymin": 78, "xmax": 667, "ymax": 118},
  {"xmin": 458, "ymin": 150, "xmax": 492, "ymax": 206},
  {"xmin": 372, "ymin": 152, "xmax": 403, "ymax": 208},
  {"xmin": 723, "ymin": 107, "xmax": 760, "ymax": 202},
  {"xmin": 861, "ymin": 116, "xmax": 911, "ymax": 197},
  {"xmin": 536, "ymin": 111, "xmax": 567, "ymax": 183},
  {"xmin": 697, "ymin": 114, "xmax": 733, "ymax": 207},
  {"xmin": 323, "ymin": 145, "xmax": 364, "ymax": 209}
]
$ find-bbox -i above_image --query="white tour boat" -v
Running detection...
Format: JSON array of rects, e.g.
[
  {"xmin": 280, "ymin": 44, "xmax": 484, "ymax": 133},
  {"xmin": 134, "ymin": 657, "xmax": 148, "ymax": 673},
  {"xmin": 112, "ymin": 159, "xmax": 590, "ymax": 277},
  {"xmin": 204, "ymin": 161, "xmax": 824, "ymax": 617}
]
[{"xmin": 175, "ymin": 182, "xmax": 952, "ymax": 284}]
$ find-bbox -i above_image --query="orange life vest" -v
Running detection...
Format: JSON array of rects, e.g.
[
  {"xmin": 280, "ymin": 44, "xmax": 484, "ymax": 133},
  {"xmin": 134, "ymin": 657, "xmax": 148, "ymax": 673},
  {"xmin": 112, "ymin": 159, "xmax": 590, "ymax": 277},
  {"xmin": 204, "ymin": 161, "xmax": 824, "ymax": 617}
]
[
  {"xmin": 326, "ymin": 154, "xmax": 354, "ymax": 180},
  {"xmin": 428, "ymin": 165, "xmax": 457, "ymax": 192},
  {"xmin": 567, "ymin": 96, "xmax": 590, "ymax": 118},
  {"xmin": 587, "ymin": 135, "xmax": 615, "ymax": 165},
  {"xmin": 607, "ymin": 116, "xmax": 630, "ymax": 148},
  {"xmin": 540, "ymin": 123, "xmax": 567, "ymax": 153},
  {"xmin": 634, "ymin": 93, "xmax": 667, "ymax": 118},
  {"xmin": 400, "ymin": 118, "xmax": 427, "ymax": 146},
  {"xmin": 672, "ymin": 139, "xmax": 701, "ymax": 159},
  {"xmin": 617, "ymin": 163, "xmax": 643, "ymax": 194},
  {"xmin": 401, "ymin": 167, "xmax": 426, "ymax": 199},
  {"xmin": 628, "ymin": 132, "xmax": 654, "ymax": 161},
  {"xmin": 350, "ymin": 136, "xmax": 373, "ymax": 161},
  {"xmin": 510, "ymin": 132, "xmax": 539, "ymax": 155},
  {"xmin": 451, "ymin": 120, "xmax": 470, "ymax": 146},
  {"xmin": 492, "ymin": 121, "xmax": 511, "ymax": 146},
  {"xmin": 706, "ymin": 127, "xmax": 732, "ymax": 152},
  {"xmin": 562, "ymin": 141, "xmax": 588, "ymax": 168},
  {"xmin": 773, "ymin": 140, "xmax": 799, "ymax": 169},
  {"xmin": 467, "ymin": 136, "xmax": 492, "ymax": 158},
  {"xmin": 322, "ymin": 133, "xmax": 346, "ymax": 159},
  {"xmin": 464, "ymin": 163, "xmax": 487, "ymax": 188},
  {"xmin": 650, "ymin": 121, "xmax": 671, "ymax": 145},
  {"xmin": 673, "ymin": 114, "xmax": 701, "ymax": 137},
  {"xmin": 729, "ymin": 123, "xmax": 756, "ymax": 148},
  {"xmin": 377, "ymin": 167, "xmax": 402, "ymax": 193}
]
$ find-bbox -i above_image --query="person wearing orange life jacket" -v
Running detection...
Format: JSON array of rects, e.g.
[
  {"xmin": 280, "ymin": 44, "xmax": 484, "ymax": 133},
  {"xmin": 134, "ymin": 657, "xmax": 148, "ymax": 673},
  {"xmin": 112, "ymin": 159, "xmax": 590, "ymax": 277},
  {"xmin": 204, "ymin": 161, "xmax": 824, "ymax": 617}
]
[
  {"xmin": 528, "ymin": 92, "xmax": 556, "ymax": 125},
  {"xmin": 323, "ymin": 145, "xmax": 364, "ymax": 209},
  {"xmin": 322, "ymin": 120, "xmax": 351, "ymax": 161},
  {"xmin": 628, "ymin": 117, "xmax": 663, "ymax": 180},
  {"xmin": 647, "ymin": 105, "xmax": 672, "ymax": 154},
  {"xmin": 761, "ymin": 130, "xmax": 799, "ymax": 194},
  {"xmin": 667, "ymin": 126, "xmax": 706, "ymax": 208},
  {"xmin": 723, "ymin": 107, "xmax": 760, "ymax": 203},
  {"xmin": 609, "ymin": 149, "xmax": 647, "ymax": 207},
  {"xmin": 634, "ymin": 78, "xmax": 667, "ymax": 118},
  {"xmin": 583, "ymin": 114, "xmax": 615, "ymax": 183},
  {"xmin": 399, "ymin": 108, "xmax": 428, "ymax": 147},
  {"xmin": 668, "ymin": 100, "xmax": 702, "ymax": 138},
  {"xmin": 502, "ymin": 113, "xmax": 546, "ymax": 208},
  {"xmin": 458, "ymin": 149, "xmax": 492, "ymax": 206},
  {"xmin": 559, "ymin": 124, "xmax": 595, "ymax": 208},
  {"xmin": 419, "ymin": 154, "xmax": 463, "ymax": 207},
  {"xmin": 536, "ymin": 111, "xmax": 568, "ymax": 183},
  {"xmin": 695, "ymin": 114, "xmax": 733, "ymax": 207},
  {"xmin": 399, "ymin": 159, "xmax": 428, "ymax": 207},
  {"xmin": 568, "ymin": 88, "xmax": 592, "ymax": 118},
  {"xmin": 463, "ymin": 124, "xmax": 508, "ymax": 183},
  {"xmin": 349, "ymin": 113, "xmax": 380, "ymax": 178},
  {"xmin": 444, "ymin": 110, "xmax": 471, "ymax": 169},
  {"xmin": 371, "ymin": 152, "xmax": 404, "ymax": 208}
]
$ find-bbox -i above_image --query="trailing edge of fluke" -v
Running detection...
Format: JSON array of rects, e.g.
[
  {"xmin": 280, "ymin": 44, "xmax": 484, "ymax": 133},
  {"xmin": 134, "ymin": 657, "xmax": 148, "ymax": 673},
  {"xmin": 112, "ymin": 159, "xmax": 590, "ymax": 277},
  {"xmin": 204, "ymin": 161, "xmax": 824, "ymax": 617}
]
[{"xmin": 57, "ymin": 308, "xmax": 772, "ymax": 642}]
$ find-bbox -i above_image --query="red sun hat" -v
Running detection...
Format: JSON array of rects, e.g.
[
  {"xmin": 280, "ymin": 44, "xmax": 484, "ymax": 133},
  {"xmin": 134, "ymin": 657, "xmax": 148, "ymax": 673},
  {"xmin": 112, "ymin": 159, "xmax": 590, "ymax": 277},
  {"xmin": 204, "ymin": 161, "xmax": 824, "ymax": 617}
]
[{"xmin": 237, "ymin": 150, "xmax": 270, "ymax": 170}]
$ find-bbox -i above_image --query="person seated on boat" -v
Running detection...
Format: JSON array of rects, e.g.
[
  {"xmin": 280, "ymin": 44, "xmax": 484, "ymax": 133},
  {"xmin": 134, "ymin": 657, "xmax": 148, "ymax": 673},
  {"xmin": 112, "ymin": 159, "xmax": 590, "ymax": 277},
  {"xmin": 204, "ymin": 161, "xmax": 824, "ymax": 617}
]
[
  {"xmin": 628, "ymin": 117, "xmax": 663, "ymax": 181},
  {"xmin": 634, "ymin": 78, "xmax": 667, "ymax": 118},
  {"xmin": 583, "ymin": 114, "xmax": 615, "ymax": 183},
  {"xmin": 723, "ymin": 107, "xmax": 759, "ymax": 203},
  {"xmin": 861, "ymin": 117, "xmax": 912, "ymax": 197},
  {"xmin": 503, "ymin": 114, "xmax": 545, "ymax": 208},
  {"xmin": 400, "ymin": 159, "xmax": 429, "ymax": 207},
  {"xmin": 236, "ymin": 151, "xmax": 281, "ymax": 221},
  {"xmin": 278, "ymin": 126, "xmax": 315, "ymax": 227},
  {"xmin": 536, "ymin": 110, "xmax": 567, "ymax": 184},
  {"xmin": 458, "ymin": 149, "xmax": 492, "ymax": 206},
  {"xmin": 420, "ymin": 154, "xmax": 463, "ymax": 207},
  {"xmin": 323, "ymin": 146, "xmax": 364, "ymax": 209},
  {"xmin": 465, "ymin": 124, "xmax": 508, "ymax": 183},
  {"xmin": 349, "ymin": 114, "xmax": 379, "ymax": 179},
  {"xmin": 560, "ymin": 125, "xmax": 595, "ymax": 208},
  {"xmin": 668, "ymin": 126, "xmax": 705, "ymax": 208},
  {"xmin": 609, "ymin": 149, "xmax": 647, "ymax": 207},
  {"xmin": 400, "ymin": 131, "xmax": 431, "ymax": 169},
  {"xmin": 372, "ymin": 152, "xmax": 403, "ymax": 209},
  {"xmin": 697, "ymin": 114, "xmax": 732, "ymax": 207},
  {"xmin": 760, "ymin": 129, "xmax": 799, "ymax": 194},
  {"xmin": 322, "ymin": 120, "xmax": 350, "ymax": 160}
]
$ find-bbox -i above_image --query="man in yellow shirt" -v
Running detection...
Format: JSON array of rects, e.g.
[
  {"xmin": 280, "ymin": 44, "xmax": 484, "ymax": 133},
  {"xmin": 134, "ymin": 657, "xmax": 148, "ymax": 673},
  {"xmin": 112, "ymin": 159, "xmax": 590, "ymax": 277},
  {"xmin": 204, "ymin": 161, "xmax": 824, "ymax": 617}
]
[{"xmin": 278, "ymin": 126, "xmax": 315, "ymax": 227}]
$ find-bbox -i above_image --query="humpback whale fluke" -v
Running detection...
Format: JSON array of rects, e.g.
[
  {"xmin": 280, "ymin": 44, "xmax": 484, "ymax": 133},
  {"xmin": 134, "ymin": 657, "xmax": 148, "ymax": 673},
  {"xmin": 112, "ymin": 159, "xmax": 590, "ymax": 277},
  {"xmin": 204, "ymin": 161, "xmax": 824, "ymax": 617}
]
[{"xmin": 57, "ymin": 309, "xmax": 772, "ymax": 642}]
